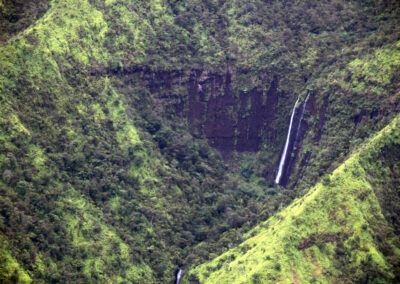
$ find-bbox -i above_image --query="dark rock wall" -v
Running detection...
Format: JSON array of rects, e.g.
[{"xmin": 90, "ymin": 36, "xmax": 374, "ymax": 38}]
[
  {"xmin": 186, "ymin": 70, "xmax": 280, "ymax": 157},
  {"xmin": 143, "ymin": 69, "xmax": 282, "ymax": 157}
]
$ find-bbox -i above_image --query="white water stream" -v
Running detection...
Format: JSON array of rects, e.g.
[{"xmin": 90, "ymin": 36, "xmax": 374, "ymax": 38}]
[
  {"xmin": 175, "ymin": 269, "xmax": 182, "ymax": 284},
  {"xmin": 294, "ymin": 92, "xmax": 310, "ymax": 143},
  {"xmin": 275, "ymin": 96, "xmax": 300, "ymax": 185}
]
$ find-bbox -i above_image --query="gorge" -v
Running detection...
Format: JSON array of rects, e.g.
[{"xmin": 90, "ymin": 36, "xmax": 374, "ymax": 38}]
[{"xmin": 0, "ymin": 0, "xmax": 399, "ymax": 283}]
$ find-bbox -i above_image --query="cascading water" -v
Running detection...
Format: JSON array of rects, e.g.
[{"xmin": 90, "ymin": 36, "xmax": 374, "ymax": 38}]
[
  {"xmin": 275, "ymin": 96, "xmax": 300, "ymax": 185},
  {"xmin": 294, "ymin": 92, "xmax": 310, "ymax": 143},
  {"xmin": 175, "ymin": 269, "xmax": 182, "ymax": 284}
]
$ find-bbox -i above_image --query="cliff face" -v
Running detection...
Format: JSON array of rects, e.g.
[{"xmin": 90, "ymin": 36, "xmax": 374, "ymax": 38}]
[
  {"xmin": 147, "ymin": 70, "xmax": 280, "ymax": 157},
  {"xmin": 187, "ymin": 71, "xmax": 280, "ymax": 156},
  {"xmin": 147, "ymin": 47, "xmax": 400, "ymax": 189},
  {"xmin": 95, "ymin": 0, "xmax": 400, "ymax": 189}
]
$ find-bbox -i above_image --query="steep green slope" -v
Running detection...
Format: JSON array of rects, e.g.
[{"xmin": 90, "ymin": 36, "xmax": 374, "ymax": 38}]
[
  {"xmin": 289, "ymin": 39, "xmax": 400, "ymax": 190},
  {"xmin": 0, "ymin": 0, "xmax": 155, "ymax": 282},
  {"xmin": 189, "ymin": 115, "xmax": 400, "ymax": 283},
  {"xmin": 0, "ymin": 0, "xmax": 399, "ymax": 283},
  {"xmin": 0, "ymin": 0, "xmax": 198, "ymax": 282},
  {"xmin": 0, "ymin": 0, "xmax": 284, "ymax": 282}
]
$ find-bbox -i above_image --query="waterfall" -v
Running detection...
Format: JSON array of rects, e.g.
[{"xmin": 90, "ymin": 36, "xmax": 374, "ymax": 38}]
[
  {"xmin": 275, "ymin": 96, "xmax": 300, "ymax": 185},
  {"xmin": 294, "ymin": 92, "xmax": 310, "ymax": 143},
  {"xmin": 175, "ymin": 269, "xmax": 182, "ymax": 284}
]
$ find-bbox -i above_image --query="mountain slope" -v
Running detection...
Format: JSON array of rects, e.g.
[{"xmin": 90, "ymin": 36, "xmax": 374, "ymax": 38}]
[
  {"xmin": 189, "ymin": 114, "xmax": 400, "ymax": 283},
  {"xmin": 0, "ymin": 0, "xmax": 399, "ymax": 283},
  {"xmin": 0, "ymin": 0, "xmax": 288, "ymax": 281},
  {"xmin": 0, "ymin": 0, "xmax": 214, "ymax": 282}
]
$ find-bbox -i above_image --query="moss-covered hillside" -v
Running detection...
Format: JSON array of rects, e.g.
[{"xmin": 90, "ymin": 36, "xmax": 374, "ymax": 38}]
[
  {"xmin": 189, "ymin": 114, "xmax": 400, "ymax": 283},
  {"xmin": 0, "ymin": 0, "xmax": 399, "ymax": 283},
  {"xmin": 0, "ymin": 0, "xmax": 243, "ymax": 282}
]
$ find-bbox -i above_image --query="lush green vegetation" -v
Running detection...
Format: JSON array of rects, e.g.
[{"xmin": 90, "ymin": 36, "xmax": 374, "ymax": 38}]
[
  {"xmin": 0, "ymin": 0, "xmax": 50, "ymax": 44},
  {"xmin": 189, "ymin": 115, "xmax": 400, "ymax": 283},
  {"xmin": 0, "ymin": 0, "xmax": 399, "ymax": 283},
  {"xmin": 0, "ymin": 234, "xmax": 31, "ymax": 283}
]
